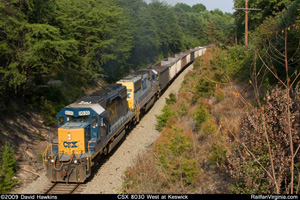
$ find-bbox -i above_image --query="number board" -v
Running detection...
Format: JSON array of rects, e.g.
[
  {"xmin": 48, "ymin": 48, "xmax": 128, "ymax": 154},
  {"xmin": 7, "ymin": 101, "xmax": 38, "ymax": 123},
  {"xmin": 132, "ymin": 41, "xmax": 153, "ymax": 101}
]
[
  {"xmin": 78, "ymin": 110, "xmax": 90, "ymax": 116},
  {"xmin": 65, "ymin": 110, "xmax": 74, "ymax": 116}
]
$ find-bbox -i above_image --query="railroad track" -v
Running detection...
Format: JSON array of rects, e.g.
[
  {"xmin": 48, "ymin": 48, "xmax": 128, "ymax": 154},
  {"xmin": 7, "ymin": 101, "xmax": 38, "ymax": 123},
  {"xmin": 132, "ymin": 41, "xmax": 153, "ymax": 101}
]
[{"xmin": 44, "ymin": 183, "xmax": 86, "ymax": 194}]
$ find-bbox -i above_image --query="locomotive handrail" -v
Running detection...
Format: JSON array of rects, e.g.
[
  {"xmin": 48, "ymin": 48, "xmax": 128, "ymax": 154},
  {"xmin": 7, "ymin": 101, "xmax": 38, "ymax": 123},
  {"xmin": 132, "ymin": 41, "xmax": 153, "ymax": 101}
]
[
  {"xmin": 42, "ymin": 143, "xmax": 53, "ymax": 169},
  {"xmin": 87, "ymin": 142, "xmax": 95, "ymax": 170},
  {"xmin": 134, "ymin": 101, "xmax": 141, "ymax": 119}
]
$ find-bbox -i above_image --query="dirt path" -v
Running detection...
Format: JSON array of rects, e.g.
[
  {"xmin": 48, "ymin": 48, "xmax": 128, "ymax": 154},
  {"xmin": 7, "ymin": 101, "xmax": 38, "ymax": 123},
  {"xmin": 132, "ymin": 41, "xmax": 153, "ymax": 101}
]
[{"xmin": 16, "ymin": 64, "xmax": 194, "ymax": 194}]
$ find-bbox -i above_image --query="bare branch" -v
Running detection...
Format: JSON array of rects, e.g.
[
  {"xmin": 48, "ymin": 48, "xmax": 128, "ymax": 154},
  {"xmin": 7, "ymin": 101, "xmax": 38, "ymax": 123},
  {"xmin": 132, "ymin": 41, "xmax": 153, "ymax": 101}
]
[
  {"xmin": 266, "ymin": 45, "xmax": 286, "ymax": 66},
  {"xmin": 290, "ymin": 72, "xmax": 300, "ymax": 89},
  {"xmin": 268, "ymin": 41, "xmax": 285, "ymax": 59},
  {"xmin": 256, "ymin": 49, "xmax": 287, "ymax": 87},
  {"xmin": 288, "ymin": 40, "xmax": 300, "ymax": 63},
  {"xmin": 294, "ymin": 144, "xmax": 300, "ymax": 159}
]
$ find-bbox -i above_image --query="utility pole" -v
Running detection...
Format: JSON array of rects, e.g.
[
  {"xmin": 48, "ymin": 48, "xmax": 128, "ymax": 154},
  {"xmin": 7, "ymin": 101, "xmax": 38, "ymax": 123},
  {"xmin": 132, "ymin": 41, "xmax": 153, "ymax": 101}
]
[
  {"xmin": 245, "ymin": 0, "xmax": 248, "ymax": 47},
  {"xmin": 233, "ymin": 0, "xmax": 261, "ymax": 48}
]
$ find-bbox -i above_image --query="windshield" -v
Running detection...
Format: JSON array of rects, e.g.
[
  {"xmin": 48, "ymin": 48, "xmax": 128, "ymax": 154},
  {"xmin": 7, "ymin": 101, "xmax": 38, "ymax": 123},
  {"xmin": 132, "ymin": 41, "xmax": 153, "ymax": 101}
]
[{"xmin": 66, "ymin": 116, "xmax": 89, "ymax": 123}]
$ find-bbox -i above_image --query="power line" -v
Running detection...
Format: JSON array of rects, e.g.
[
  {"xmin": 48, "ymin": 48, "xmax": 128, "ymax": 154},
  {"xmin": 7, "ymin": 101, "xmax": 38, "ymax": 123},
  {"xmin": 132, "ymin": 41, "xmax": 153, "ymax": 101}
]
[{"xmin": 233, "ymin": 0, "xmax": 261, "ymax": 48}]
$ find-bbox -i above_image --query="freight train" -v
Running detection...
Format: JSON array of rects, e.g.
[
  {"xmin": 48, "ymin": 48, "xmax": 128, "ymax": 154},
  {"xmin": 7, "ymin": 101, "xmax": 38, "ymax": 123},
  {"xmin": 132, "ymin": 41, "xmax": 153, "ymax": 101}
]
[{"xmin": 43, "ymin": 46, "xmax": 208, "ymax": 183}]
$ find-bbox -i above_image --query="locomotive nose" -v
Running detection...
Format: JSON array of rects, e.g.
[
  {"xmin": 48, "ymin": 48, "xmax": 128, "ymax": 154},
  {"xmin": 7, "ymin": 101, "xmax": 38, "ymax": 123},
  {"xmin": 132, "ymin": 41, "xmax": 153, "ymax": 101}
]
[{"xmin": 58, "ymin": 127, "xmax": 86, "ymax": 157}]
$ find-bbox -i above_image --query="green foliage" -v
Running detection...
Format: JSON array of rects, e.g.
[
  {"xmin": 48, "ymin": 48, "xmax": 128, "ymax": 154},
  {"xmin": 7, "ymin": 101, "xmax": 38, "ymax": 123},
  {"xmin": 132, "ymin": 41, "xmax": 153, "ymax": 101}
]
[
  {"xmin": 0, "ymin": 0, "xmax": 235, "ymax": 127},
  {"xmin": 250, "ymin": 0, "xmax": 300, "ymax": 88},
  {"xmin": 192, "ymin": 4, "xmax": 206, "ymax": 13},
  {"xmin": 155, "ymin": 105, "xmax": 174, "ymax": 132},
  {"xmin": 215, "ymin": 89, "xmax": 225, "ymax": 102},
  {"xmin": 168, "ymin": 130, "xmax": 193, "ymax": 157},
  {"xmin": 178, "ymin": 101, "xmax": 188, "ymax": 116},
  {"xmin": 173, "ymin": 4, "xmax": 235, "ymax": 47},
  {"xmin": 209, "ymin": 143, "xmax": 228, "ymax": 166},
  {"xmin": 200, "ymin": 120, "xmax": 216, "ymax": 135},
  {"xmin": 165, "ymin": 93, "xmax": 177, "ymax": 105},
  {"xmin": 0, "ymin": 143, "xmax": 18, "ymax": 194},
  {"xmin": 225, "ymin": 45, "xmax": 250, "ymax": 79},
  {"xmin": 156, "ymin": 128, "xmax": 200, "ymax": 185},
  {"xmin": 193, "ymin": 105, "xmax": 211, "ymax": 127},
  {"xmin": 0, "ymin": 0, "xmax": 235, "ymax": 120},
  {"xmin": 156, "ymin": 93, "xmax": 177, "ymax": 131},
  {"xmin": 234, "ymin": 0, "xmax": 295, "ymax": 43},
  {"xmin": 194, "ymin": 78, "xmax": 215, "ymax": 97}
]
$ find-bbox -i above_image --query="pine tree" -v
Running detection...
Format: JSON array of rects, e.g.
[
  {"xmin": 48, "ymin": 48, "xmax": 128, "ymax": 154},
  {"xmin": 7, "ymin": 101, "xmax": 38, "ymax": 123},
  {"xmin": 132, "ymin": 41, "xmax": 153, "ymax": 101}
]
[{"xmin": 0, "ymin": 143, "xmax": 18, "ymax": 194}]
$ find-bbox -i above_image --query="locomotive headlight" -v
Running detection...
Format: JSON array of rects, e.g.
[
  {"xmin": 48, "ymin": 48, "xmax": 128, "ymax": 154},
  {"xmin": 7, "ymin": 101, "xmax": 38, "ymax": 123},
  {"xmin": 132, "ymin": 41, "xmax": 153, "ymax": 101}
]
[
  {"xmin": 51, "ymin": 159, "xmax": 55, "ymax": 163},
  {"xmin": 74, "ymin": 159, "xmax": 78, "ymax": 164}
]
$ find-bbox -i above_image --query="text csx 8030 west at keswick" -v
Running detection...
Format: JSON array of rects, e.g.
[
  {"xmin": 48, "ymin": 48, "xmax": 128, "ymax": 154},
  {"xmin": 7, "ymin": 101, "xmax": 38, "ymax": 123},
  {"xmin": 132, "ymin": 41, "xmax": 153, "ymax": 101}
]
[{"xmin": 42, "ymin": 46, "xmax": 208, "ymax": 183}]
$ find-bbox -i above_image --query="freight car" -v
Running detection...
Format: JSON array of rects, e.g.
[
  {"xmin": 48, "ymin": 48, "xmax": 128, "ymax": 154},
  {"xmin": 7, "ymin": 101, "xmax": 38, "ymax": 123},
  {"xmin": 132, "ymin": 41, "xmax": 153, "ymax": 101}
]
[{"xmin": 43, "ymin": 46, "xmax": 208, "ymax": 183}]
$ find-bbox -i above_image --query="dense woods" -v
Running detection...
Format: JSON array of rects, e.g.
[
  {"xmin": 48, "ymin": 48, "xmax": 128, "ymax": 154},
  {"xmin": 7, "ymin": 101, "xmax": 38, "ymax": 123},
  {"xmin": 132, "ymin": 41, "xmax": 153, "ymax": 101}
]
[{"xmin": 0, "ymin": 0, "xmax": 234, "ymax": 120}]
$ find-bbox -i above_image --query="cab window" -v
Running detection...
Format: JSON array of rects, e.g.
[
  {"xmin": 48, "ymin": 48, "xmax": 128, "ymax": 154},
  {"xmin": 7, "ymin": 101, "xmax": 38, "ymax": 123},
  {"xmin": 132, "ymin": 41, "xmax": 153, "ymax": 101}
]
[{"xmin": 66, "ymin": 116, "xmax": 89, "ymax": 123}]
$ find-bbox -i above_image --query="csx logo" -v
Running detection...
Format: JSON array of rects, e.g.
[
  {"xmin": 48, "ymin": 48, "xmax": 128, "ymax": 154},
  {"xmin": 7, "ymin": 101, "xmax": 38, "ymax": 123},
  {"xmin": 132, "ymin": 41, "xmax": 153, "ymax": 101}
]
[{"xmin": 63, "ymin": 141, "xmax": 78, "ymax": 148}]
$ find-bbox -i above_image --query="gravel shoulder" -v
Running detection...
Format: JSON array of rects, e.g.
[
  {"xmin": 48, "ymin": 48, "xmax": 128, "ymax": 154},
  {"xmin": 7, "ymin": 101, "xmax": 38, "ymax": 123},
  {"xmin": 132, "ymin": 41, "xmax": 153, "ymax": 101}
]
[{"xmin": 16, "ymin": 64, "xmax": 194, "ymax": 194}]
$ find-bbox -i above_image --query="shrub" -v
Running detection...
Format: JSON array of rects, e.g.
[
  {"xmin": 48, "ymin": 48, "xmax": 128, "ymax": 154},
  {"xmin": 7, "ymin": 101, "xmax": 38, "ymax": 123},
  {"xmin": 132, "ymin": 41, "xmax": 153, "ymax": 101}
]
[
  {"xmin": 200, "ymin": 119, "xmax": 216, "ymax": 135},
  {"xmin": 193, "ymin": 105, "xmax": 211, "ymax": 127},
  {"xmin": 178, "ymin": 101, "xmax": 188, "ymax": 116},
  {"xmin": 0, "ymin": 143, "xmax": 18, "ymax": 194},
  {"xmin": 194, "ymin": 78, "xmax": 215, "ymax": 97},
  {"xmin": 226, "ymin": 86, "xmax": 300, "ymax": 193},
  {"xmin": 166, "ymin": 93, "xmax": 177, "ymax": 105},
  {"xmin": 122, "ymin": 152, "xmax": 170, "ymax": 194},
  {"xmin": 156, "ymin": 93, "xmax": 177, "ymax": 131},
  {"xmin": 209, "ymin": 143, "xmax": 228, "ymax": 167},
  {"xmin": 156, "ymin": 105, "xmax": 176, "ymax": 132},
  {"xmin": 215, "ymin": 89, "xmax": 225, "ymax": 102},
  {"xmin": 155, "ymin": 127, "xmax": 200, "ymax": 186}
]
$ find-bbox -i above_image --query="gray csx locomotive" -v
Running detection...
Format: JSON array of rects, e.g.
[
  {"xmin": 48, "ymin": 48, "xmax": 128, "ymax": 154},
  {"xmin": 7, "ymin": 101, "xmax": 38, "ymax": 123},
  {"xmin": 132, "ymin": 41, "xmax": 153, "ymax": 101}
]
[{"xmin": 43, "ymin": 46, "xmax": 207, "ymax": 183}]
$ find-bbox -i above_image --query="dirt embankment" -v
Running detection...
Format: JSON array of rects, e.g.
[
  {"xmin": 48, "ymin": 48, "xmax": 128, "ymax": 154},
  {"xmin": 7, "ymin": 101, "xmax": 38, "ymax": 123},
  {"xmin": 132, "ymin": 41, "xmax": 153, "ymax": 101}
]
[{"xmin": 0, "ymin": 111, "xmax": 50, "ymax": 192}]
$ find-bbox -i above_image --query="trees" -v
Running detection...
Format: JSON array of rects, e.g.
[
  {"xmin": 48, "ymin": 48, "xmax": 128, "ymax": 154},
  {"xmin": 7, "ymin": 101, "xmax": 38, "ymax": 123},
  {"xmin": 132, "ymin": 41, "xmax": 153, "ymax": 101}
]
[
  {"xmin": 233, "ymin": 0, "xmax": 296, "ymax": 43},
  {"xmin": 0, "ymin": 0, "xmax": 235, "ymax": 122},
  {"xmin": 0, "ymin": 143, "xmax": 18, "ymax": 194},
  {"xmin": 223, "ymin": 0, "xmax": 300, "ymax": 193},
  {"xmin": 55, "ymin": 0, "xmax": 134, "ymax": 81}
]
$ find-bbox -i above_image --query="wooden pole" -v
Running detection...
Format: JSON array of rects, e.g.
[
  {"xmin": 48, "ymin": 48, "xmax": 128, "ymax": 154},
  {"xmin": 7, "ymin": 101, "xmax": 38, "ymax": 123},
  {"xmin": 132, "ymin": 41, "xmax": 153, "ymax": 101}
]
[
  {"xmin": 245, "ymin": 0, "xmax": 248, "ymax": 48},
  {"xmin": 233, "ymin": 1, "xmax": 261, "ymax": 48}
]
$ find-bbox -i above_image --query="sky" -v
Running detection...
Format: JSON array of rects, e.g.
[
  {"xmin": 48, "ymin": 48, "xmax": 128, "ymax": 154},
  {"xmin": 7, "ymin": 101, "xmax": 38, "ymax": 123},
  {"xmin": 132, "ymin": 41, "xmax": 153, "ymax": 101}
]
[{"xmin": 145, "ymin": 0, "xmax": 235, "ymax": 13}]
